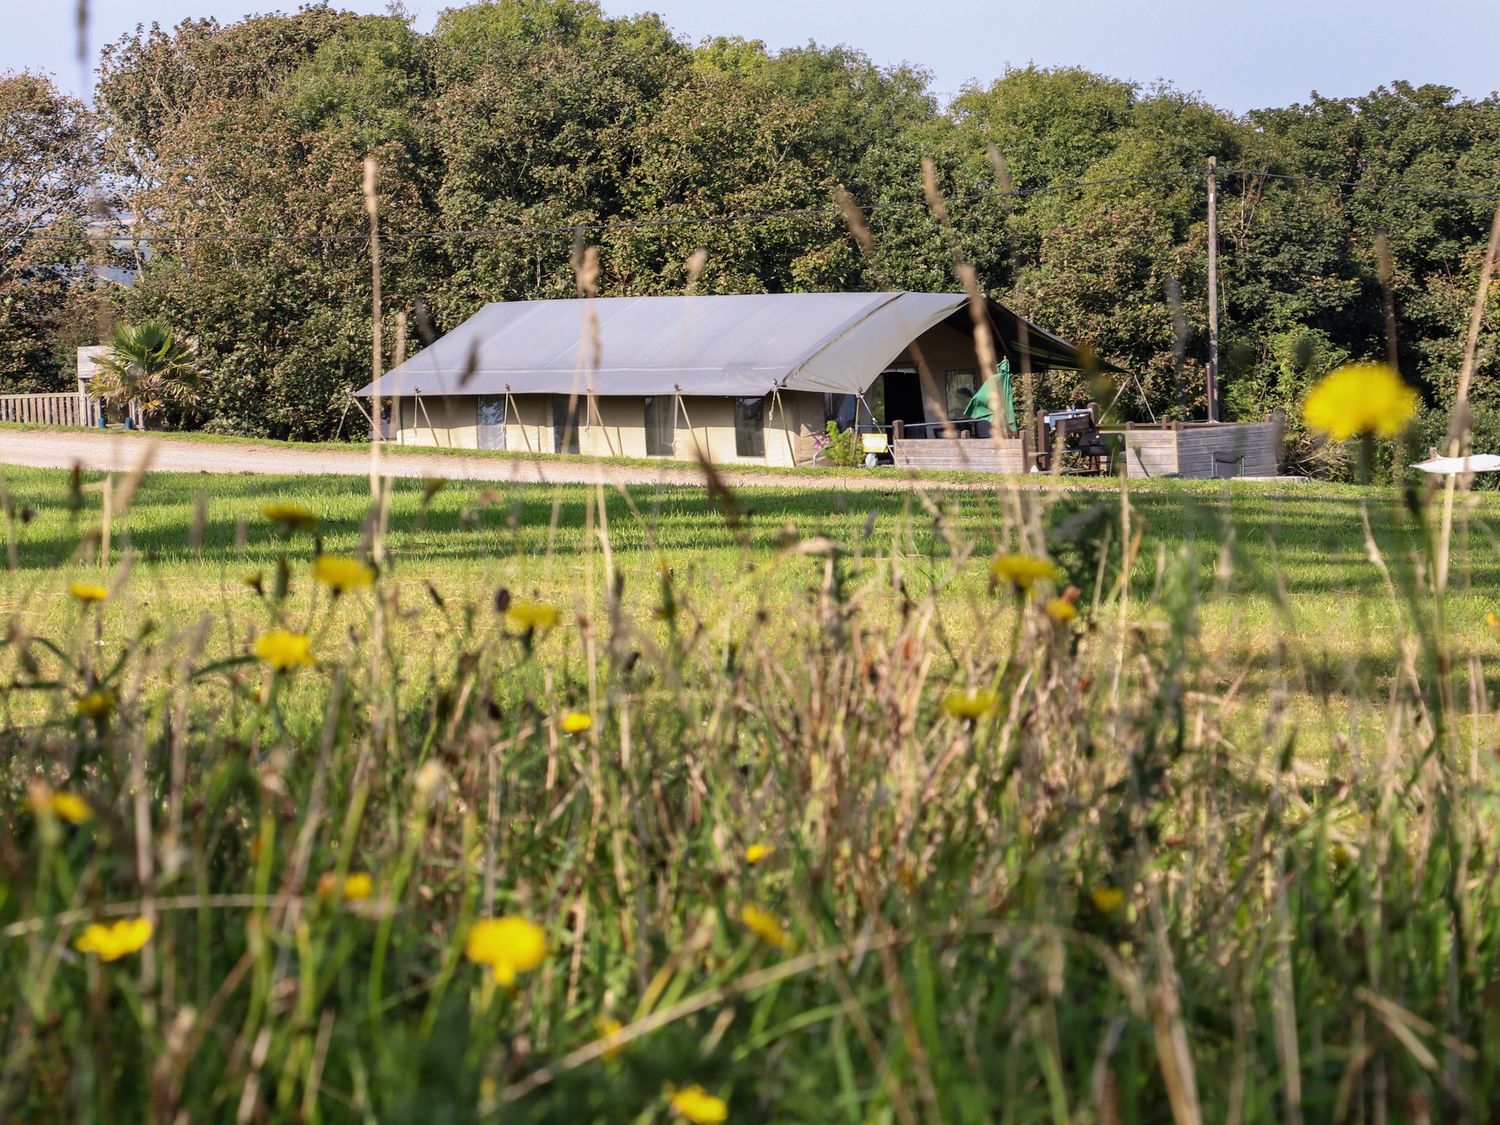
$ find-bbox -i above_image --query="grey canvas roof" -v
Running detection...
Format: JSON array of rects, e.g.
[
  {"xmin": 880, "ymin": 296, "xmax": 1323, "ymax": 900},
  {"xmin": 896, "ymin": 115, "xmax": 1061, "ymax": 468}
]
[{"xmin": 355, "ymin": 291, "xmax": 1098, "ymax": 399}]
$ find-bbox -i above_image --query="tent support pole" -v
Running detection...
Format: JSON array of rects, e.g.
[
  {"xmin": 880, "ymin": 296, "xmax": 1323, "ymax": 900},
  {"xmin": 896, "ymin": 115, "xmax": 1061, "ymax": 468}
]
[
  {"xmin": 415, "ymin": 395, "xmax": 441, "ymax": 447},
  {"xmin": 675, "ymin": 385, "xmax": 703, "ymax": 461},
  {"xmin": 505, "ymin": 387, "xmax": 533, "ymax": 452},
  {"xmin": 772, "ymin": 387, "xmax": 796, "ymax": 466},
  {"xmin": 588, "ymin": 391, "xmax": 618, "ymax": 457},
  {"xmin": 346, "ymin": 393, "xmax": 376, "ymax": 436}
]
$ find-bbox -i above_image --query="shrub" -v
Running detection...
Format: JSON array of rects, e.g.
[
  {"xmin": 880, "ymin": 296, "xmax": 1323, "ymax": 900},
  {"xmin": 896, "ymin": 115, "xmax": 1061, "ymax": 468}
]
[{"xmin": 819, "ymin": 419, "xmax": 860, "ymax": 467}]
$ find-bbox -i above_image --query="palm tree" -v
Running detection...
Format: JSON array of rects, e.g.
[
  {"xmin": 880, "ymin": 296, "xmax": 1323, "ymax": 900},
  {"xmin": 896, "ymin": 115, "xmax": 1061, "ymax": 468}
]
[{"xmin": 92, "ymin": 322, "xmax": 203, "ymax": 423}]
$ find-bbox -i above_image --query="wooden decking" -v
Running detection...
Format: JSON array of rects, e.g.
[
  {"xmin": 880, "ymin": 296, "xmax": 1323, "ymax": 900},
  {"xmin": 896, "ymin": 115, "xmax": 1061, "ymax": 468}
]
[
  {"xmin": 891, "ymin": 436, "xmax": 1026, "ymax": 473},
  {"xmin": 891, "ymin": 420, "xmax": 1283, "ymax": 478}
]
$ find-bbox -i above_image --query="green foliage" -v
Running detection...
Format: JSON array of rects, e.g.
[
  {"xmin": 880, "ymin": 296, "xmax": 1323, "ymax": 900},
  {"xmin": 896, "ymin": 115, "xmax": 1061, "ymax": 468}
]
[
  {"xmin": 91, "ymin": 321, "xmax": 203, "ymax": 420},
  {"xmin": 19, "ymin": 4, "xmax": 1480, "ymax": 449},
  {"xmin": 818, "ymin": 420, "xmax": 860, "ymax": 467},
  {"xmin": 1222, "ymin": 327, "xmax": 1349, "ymax": 473},
  {"xmin": 0, "ymin": 73, "xmax": 113, "ymax": 393}
]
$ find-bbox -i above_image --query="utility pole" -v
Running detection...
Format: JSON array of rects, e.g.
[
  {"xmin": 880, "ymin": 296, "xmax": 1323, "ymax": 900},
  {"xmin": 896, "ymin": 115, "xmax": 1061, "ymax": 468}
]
[
  {"xmin": 363, "ymin": 156, "xmax": 382, "ymax": 488},
  {"xmin": 1205, "ymin": 156, "xmax": 1220, "ymax": 422}
]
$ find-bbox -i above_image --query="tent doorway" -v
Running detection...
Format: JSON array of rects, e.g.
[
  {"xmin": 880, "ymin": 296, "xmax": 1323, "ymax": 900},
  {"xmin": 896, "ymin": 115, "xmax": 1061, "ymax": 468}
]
[{"xmin": 880, "ymin": 367, "xmax": 925, "ymax": 431}]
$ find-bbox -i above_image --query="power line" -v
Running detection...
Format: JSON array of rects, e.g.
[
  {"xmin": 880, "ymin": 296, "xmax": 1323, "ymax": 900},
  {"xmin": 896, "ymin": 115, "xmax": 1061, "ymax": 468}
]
[
  {"xmin": 1219, "ymin": 166, "xmax": 1500, "ymax": 204},
  {"xmin": 8, "ymin": 170, "xmax": 1201, "ymax": 248},
  {"xmin": 9, "ymin": 163, "xmax": 1498, "ymax": 256}
]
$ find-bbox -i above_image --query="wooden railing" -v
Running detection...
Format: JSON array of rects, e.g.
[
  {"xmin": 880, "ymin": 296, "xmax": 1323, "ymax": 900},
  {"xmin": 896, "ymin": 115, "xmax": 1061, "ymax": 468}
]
[{"xmin": 0, "ymin": 393, "xmax": 103, "ymax": 428}]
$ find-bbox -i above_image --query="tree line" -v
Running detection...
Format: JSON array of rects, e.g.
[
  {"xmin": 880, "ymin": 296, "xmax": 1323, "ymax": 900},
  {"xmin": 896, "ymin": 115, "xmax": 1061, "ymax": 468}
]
[{"xmin": 3, "ymin": 0, "xmax": 1499, "ymax": 466}]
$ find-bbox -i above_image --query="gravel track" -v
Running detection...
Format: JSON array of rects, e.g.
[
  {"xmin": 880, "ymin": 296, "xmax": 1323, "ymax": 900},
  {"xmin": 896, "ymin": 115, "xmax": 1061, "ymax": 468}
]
[{"xmin": 0, "ymin": 429, "xmax": 998, "ymax": 492}]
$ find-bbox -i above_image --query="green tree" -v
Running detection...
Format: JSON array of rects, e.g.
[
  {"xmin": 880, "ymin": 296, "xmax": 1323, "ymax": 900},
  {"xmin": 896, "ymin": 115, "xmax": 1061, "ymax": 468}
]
[
  {"xmin": 91, "ymin": 321, "xmax": 203, "ymax": 421},
  {"xmin": 88, "ymin": 5, "xmax": 1500, "ymax": 452},
  {"xmin": 0, "ymin": 72, "xmax": 111, "ymax": 393},
  {"xmin": 98, "ymin": 9, "xmax": 435, "ymax": 437}
]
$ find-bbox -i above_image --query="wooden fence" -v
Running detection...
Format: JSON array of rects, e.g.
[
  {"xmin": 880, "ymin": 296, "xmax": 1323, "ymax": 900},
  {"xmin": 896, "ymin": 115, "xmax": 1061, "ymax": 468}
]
[
  {"xmin": 0, "ymin": 393, "xmax": 103, "ymax": 427},
  {"xmin": 0, "ymin": 393, "xmax": 147, "ymax": 429}
]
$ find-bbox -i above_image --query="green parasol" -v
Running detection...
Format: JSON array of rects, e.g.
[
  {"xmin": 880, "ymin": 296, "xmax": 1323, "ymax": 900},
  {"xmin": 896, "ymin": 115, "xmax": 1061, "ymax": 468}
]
[{"xmin": 962, "ymin": 358, "xmax": 1017, "ymax": 434}]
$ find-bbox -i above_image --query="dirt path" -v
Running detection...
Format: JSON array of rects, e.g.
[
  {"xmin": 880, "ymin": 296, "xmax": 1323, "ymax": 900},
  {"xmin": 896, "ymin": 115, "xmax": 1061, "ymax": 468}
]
[{"xmin": 0, "ymin": 428, "xmax": 1004, "ymax": 492}]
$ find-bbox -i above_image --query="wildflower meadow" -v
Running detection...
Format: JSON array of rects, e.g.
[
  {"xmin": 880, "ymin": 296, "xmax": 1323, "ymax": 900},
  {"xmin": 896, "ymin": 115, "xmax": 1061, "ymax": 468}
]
[{"xmin": 4, "ymin": 373, "xmax": 1500, "ymax": 1121}]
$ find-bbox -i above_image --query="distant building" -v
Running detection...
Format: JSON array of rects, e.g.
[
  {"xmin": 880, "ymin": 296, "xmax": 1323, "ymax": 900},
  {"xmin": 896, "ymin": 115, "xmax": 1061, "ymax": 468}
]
[{"xmin": 354, "ymin": 292, "xmax": 1093, "ymax": 466}]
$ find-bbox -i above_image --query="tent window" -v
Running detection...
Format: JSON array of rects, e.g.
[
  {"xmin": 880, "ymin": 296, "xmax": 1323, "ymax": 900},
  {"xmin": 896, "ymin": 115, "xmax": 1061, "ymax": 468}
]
[
  {"xmin": 476, "ymin": 396, "xmax": 506, "ymax": 451},
  {"xmin": 644, "ymin": 395, "xmax": 674, "ymax": 457},
  {"xmin": 945, "ymin": 370, "xmax": 976, "ymax": 418},
  {"xmin": 823, "ymin": 394, "xmax": 857, "ymax": 430},
  {"xmin": 734, "ymin": 397, "xmax": 765, "ymax": 458},
  {"xmin": 866, "ymin": 376, "xmax": 888, "ymax": 426},
  {"xmin": 551, "ymin": 394, "xmax": 581, "ymax": 454}
]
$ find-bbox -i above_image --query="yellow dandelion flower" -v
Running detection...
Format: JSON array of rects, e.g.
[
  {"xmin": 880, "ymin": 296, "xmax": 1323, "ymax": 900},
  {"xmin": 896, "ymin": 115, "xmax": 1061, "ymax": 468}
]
[
  {"xmin": 75, "ymin": 689, "xmax": 117, "ymax": 721},
  {"xmin": 319, "ymin": 872, "xmax": 374, "ymax": 901},
  {"xmin": 69, "ymin": 581, "xmax": 108, "ymax": 604},
  {"xmin": 744, "ymin": 843, "xmax": 771, "ymax": 865},
  {"xmin": 465, "ymin": 916, "xmax": 548, "ymax": 986},
  {"xmin": 51, "ymin": 791, "xmax": 94, "ymax": 824},
  {"xmin": 740, "ymin": 904, "xmax": 791, "ymax": 950},
  {"xmin": 1044, "ymin": 597, "xmax": 1077, "ymax": 624},
  {"xmin": 262, "ymin": 502, "xmax": 318, "ymax": 531},
  {"xmin": 506, "ymin": 600, "xmax": 560, "ymax": 633},
  {"xmin": 312, "ymin": 555, "xmax": 376, "ymax": 593},
  {"xmin": 1301, "ymin": 362, "xmax": 1418, "ymax": 441},
  {"xmin": 593, "ymin": 1016, "xmax": 627, "ymax": 1060},
  {"xmin": 28, "ymin": 789, "xmax": 93, "ymax": 825},
  {"xmin": 1486, "ymin": 610, "xmax": 1499, "ymax": 630},
  {"xmin": 669, "ymin": 1085, "xmax": 729, "ymax": 1123},
  {"xmin": 252, "ymin": 630, "xmax": 314, "ymax": 672},
  {"xmin": 74, "ymin": 917, "xmax": 153, "ymax": 961},
  {"xmin": 989, "ymin": 554, "xmax": 1060, "ymax": 592},
  {"xmin": 560, "ymin": 710, "xmax": 592, "ymax": 734},
  {"xmin": 342, "ymin": 873, "xmax": 374, "ymax": 900},
  {"xmin": 942, "ymin": 689, "xmax": 999, "ymax": 721},
  {"xmin": 1089, "ymin": 887, "xmax": 1126, "ymax": 915}
]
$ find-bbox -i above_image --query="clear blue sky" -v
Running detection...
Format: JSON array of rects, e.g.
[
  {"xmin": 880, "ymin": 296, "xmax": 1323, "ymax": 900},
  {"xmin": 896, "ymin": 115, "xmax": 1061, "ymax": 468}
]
[{"xmin": 7, "ymin": 0, "xmax": 1499, "ymax": 113}]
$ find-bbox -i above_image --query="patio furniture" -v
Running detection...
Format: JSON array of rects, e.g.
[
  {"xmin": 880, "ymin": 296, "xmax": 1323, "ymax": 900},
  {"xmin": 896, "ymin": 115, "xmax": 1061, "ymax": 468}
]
[
  {"xmin": 1210, "ymin": 450, "xmax": 1245, "ymax": 478},
  {"xmin": 1033, "ymin": 404, "xmax": 1111, "ymax": 473}
]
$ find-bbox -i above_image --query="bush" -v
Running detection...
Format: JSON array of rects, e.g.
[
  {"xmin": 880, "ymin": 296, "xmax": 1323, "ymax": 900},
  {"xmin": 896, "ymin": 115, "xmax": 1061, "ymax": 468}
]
[
  {"xmin": 818, "ymin": 420, "xmax": 860, "ymax": 467},
  {"xmin": 1223, "ymin": 328, "xmax": 1352, "ymax": 477}
]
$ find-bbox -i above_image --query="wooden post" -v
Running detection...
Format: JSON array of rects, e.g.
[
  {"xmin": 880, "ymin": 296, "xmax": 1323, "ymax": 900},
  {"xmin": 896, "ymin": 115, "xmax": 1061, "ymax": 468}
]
[
  {"xmin": 363, "ymin": 156, "xmax": 383, "ymax": 491},
  {"xmin": 1206, "ymin": 156, "xmax": 1221, "ymax": 423},
  {"xmin": 505, "ymin": 389, "xmax": 533, "ymax": 452},
  {"xmin": 391, "ymin": 311, "xmax": 407, "ymax": 445},
  {"xmin": 772, "ymin": 388, "xmax": 795, "ymax": 466}
]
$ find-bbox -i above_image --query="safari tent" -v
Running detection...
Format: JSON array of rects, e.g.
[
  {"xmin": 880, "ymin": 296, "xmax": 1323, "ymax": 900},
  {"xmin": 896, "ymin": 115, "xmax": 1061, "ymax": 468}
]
[{"xmin": 354, "ymin": 291, "xmax": 1093, "ymax": 466}]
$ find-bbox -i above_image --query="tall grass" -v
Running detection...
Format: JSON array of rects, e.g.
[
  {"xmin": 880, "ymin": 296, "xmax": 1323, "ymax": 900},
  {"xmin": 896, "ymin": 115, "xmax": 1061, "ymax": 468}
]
[{"xmin": 2, "ymin": 455, "xmax": 1498, "ymax": 1122}]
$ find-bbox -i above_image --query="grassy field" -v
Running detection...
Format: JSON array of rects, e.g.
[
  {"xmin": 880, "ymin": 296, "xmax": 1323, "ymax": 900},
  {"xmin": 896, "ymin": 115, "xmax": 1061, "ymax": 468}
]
[
  {"xmin": 3, "ymin": 462, "xmax": 1500, "ymax": 1120},
  {"xmin": 4, "ymin": 464, "xmax": 1498, "ymax": 743}
]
